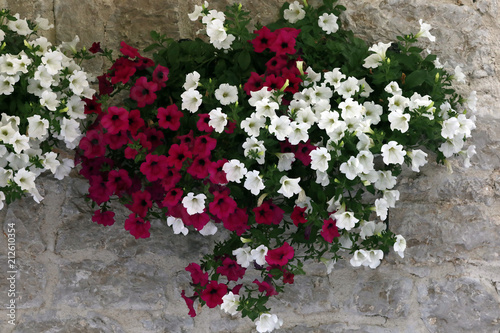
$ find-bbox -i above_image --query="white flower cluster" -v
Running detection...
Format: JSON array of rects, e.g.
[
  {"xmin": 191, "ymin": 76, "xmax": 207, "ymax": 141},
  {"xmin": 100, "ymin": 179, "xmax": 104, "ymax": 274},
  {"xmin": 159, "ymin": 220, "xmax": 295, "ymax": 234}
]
[
  {"xmin": 0, "ymin": 12, "xmax": 94, "ymax": 209},
  {"xmin": 189, "ymin": 1, "xmax": 234, "ymax": 50}
]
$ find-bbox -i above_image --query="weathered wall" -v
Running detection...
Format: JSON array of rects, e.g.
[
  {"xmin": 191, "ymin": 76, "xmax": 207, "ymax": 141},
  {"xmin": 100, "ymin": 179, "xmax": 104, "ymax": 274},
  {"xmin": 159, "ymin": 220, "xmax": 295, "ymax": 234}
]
[{"xmin": 0, "ymin": 0, "xmax": 499, "ymax": 332}]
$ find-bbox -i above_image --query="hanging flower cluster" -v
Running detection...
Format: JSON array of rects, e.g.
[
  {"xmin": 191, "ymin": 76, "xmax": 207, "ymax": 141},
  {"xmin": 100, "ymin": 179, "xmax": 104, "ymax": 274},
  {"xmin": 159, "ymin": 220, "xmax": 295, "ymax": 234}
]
[
  {"xmin": 0, "ymin": 10, "xmax": 94, "ymax": 209},
  {"xmin": 77, "ymin": 0, "xmax": 477, "ymax": 331}
]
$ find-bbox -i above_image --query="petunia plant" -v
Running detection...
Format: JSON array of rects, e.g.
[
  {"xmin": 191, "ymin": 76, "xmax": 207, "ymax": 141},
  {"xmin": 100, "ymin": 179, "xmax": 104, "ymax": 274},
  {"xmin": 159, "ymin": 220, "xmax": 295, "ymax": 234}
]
[
  {"xmin": 77, "ymin": 0, "xmax": 477, "ymax": 331},
  {"xmin": 0, "ymin": 9, "xmax": 94, "ymax": 210}
]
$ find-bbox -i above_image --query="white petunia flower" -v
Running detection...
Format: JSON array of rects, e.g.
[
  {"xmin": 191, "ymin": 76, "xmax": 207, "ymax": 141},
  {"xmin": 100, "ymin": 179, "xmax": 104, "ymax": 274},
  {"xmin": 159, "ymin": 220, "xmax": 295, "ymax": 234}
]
[
  {"xmin": 54, "ymin": 158, "xmax": 74, "ymax": 180},
  {"xmin": 310, "ymin": 147, "xmax": 331, "ymax": 173},
  {"xmin": 188, "ymin": 1, "xmax": 208, "ymax": 21},
  {"xmin": 167, "ymin": 216, "xmax": 189, "ymax": 235},
  {"xmin": 0, "ymin": 75, "xmax": 16, "ymax": 95},
  {"xmin": 453, "ymin": 65, "xmax": 466, "ymax": 83},
  {"xmin": 276, "ymin": 152, "xmax": 295, "ymax": 171},
  {"xmin": 251, "ymin": 244, "xmax": 268, "ymax": 266},
  {"xmin": 394, "ymin": 234, "xmax": 407, "ymax": 258},
  {"xmin": 278, "ymin": 176, "xmax": 302, "ymax": 198},
  {"xmin": 68, "ymin": 70, "xmax": 89, "ymax": 95},
  {"xmin": 333, "ymin": 210, "xmax": 359, "ymax": 231},
  {"xmin": 240, "ymin": 113, "xmax": 266, "ymax": 137},
  {"xmin": 215, "ymin": 83, "xmax": 238, "ymax": 105},
  {"xmin": 181, "ymin": 88, "xmax": 203, "ymax": 113},
  {"xmin": 416, "ymin": 19, "xmax": 436, "ymax": 42},
  {"xmin": 318, "ymin": 13, "xmax": 339, "ymax": 34},
  {"xmin": 13, "ymin": 168, "xmax": 36, "ymax": 191},
  {"xmin": 287, "ymin": 121, "xmax": 309, "ymax": 145},
  {"xmin": 268, "ymin": 116, "xmax": 292, "ymax": 141},
  {"xmin": 183, "ymin": 71, "xmax": 201, "ymax": 90},
  {"xmin": 363, "ymin": 42, "xmax": 391, "ymax": 69},
  {"xmin": 59, "ymin": 118, "xmax": 82, "ymax": 147},
  {"xmin": 40, "ymin": 90, "xmax": 60, "ymax": 111},
  {"xmin": 42, "ymin": 152, "xmax": 60, "ymax": 174},
  {"xmin": 360, "ymin": 221, "xmax": 387, "ymax": 240},
  {"xmin": 243, "ymin": 137, "xmax": 266, "ymax": 164},
  {"xmin": 199, "ymin": 221, "xmax": 218, "ymax": 235},
  {"xmin": 182, "ymin": 192, "xmax": 206, "ymax": 215},
  {"xmin": 340, "ymin": 156, "xmax": 363, "ymax": 180},
  {"xmin": 336, "ymin": 77, "xmax": 359, "ymax": 98},
  {"xmin": 284, "ymin": 1, "xmax": 306, "ymax": 23},
  {"xmin": 381, "ymin": 141, "xmax": 406, "ymax": 165},
  {"xmin": 233, "ymin": 246, "xmax": 252, "ymax": 268},
  {"xmin": 374, "ymin": 170, "xmax": 397, "ymax": 191},
  {"xmin": 244, "ymin": 170, "xmax": 265, "ymax": 195},
  {"xmin": 223, "ymin": 159, "xmax": 247, "ymax": 183},
  {"xmin": 7, "ymin": 14, "xmax": 32, "ymax": 36},
  {"xmin": 324, "ymin": 68, "xmax": 345, "ymax": 88},
  {"xmin": 255, "ymin": 98, "xmax": 279, "ymax": 118},
  {"xmin": 41, "ymin": 50, "xmax": 64, "ymax": 75},
  {"xmin": 374, "ymin": 198, "xmax": 389, "ymax": 220},
  {"xmin": 9, "ymin": 132, "xmax": 30, "ymax": 153},
  {"xmin": 208, "ymin": 107, "xmax": 228, "ymax": 133},
  {"xmin": 221, "ymin": 292, "xmax": 240, "ymax": 316},
  {"xmin": 383, "ymin": 190, "xmax": 400, "ymax": 208},
  {"xmin": 408, "ymin": 149, "xmax": 428, "ymax": 172},
  {"xmin": 255, "ymin": 313, "xmax": 283, "ymax": 333},
  {"xmin": 388, "ymin": 111, "xmax": 411, "ymax": 133},
  {"xmin": 27, "ymin": 115, "xmax": 49, "ymax": 140}
]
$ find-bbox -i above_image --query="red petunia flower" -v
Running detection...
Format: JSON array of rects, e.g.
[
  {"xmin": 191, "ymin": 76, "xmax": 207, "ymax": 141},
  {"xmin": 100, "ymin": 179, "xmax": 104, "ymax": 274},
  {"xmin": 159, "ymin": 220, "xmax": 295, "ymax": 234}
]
[
  {"xmin": 251, "ymin": 26, "xmax": 277, "ymax": 53},
  {"xmin": 200, "ymin": 280, "xmax": 228, "ymax": 308},
  {"xmin": 130, "ymin": 76, "xmax": 159, "ymax": 108},
  {"xmin": 265, "ymin": 242, "xmax": 295, "ymax": 266},
  {"xmin": 161, "ymin": 168, "xmax": 182, "ymax": 192},
  {"xmin": 101, "ymin": 106, "xmax": 129, "ymax": 134},
  {"xmin": 134, "ymin": 56, "xmax": 155, "ymax": 70},
  {"xmin": 107, "ymin": 169, "xmax": 132, "ymax": 196},
  {"xmin": 124, "ymin": 213, "xmax": 151, "ymax": 239},
  {"xmin": 128, "ymin": 109, "xmax": 145, "ymax": 135},
  {"xmin": 124, "ymin": 146, "xmax": 139, "ymax": 160},
  {"xmin": 120, "ymin": 41, "xmax": 140, "ymax": 58},
  {"xmin": 83, "ymin": 96, "xmax": 102, "ymax": 115},
  {"xmin": 89, "ymin": 42, "xmax": 103, "ymax": 54},
  {"xmin": 265, "ymin": 55, "xmax": 288, "ymax": 75},
  {"xmin": 187, "ymin": 156, "xmax": 211, "ymax": 179},
  {"xmin": 144, "ymin": 127, "xmax": 164, "ymax": 152},
  {"xmin": 209, "ymin": 191, "xmax": 237, "ymax": 220},
  {"xmin": 162, "ymin": 187, "xmax": 183, "ymax": 207},
  {"xmin": 321, "ymin": 217, "xmax": 340, "ymax": 243},
  {"xmin": 79, "ymin": 129, "xmax": 106, "ymax": 158},
  {"xmin": 177, "ymin": 130, "xmax": 195, "ymax": 149},
  {"xmin": 152, "ymin": 64, "xmax": 169, "ymax": 88},
  {"xmin": 291, "ymin": 205, "xmax": 307, "ymax": 227},
  {"xmin": 140, "ymin": 153, "xmax": 169, "ymax": 182},
  {"xmin": 222, "ymin": 207, "xmax": 250, "ymax": 235},
  {"xmin": 167, "ymin": 143, "xmax": 192, "ymax": 170},
  {"xmin": 216, "ymin": 257, "xmax": 246, "ymax": 282},
  {"xmin": 244, "ymin": 72, "xmax": 265, "ymax": 95},
  {"xmin": 104, "ymin": 130, "xmax": 128, "ymax": 150},
  {"xmin": 253, "ymin": 200, "xmax": 284, "ymax": 225},
  {"xmin": 88, "ymin": 175, "xmax": 114, "ymax": 205},
  {"xmin": 92, "ymin": 209, "xmax": 115, "ymax": 226},
  {"xmin": 181, "ymin": 290, "xmax": 197, "ymax": 318},
  {"xmin": 196, "ymin": 114, "xmax": 214, "ymax": 133},
  {"xmin": 157, "ymin": 105, "xmax": 183, "ymax": 131},
  {"xmin": 269, "ymin": 27, "xmax": 300, "ymax": 56},
  {"xmin": 183, "ymin": 211, "xmax": 210, "ymax": 231},
  {"xmin": 208, "ymin": 159, "xmax": 228, "ymax": 185},
  {"xmin": 98, "ymin": 74, "xmax": 114, "ymax": 96},
  {"xmin": 186, "ymin": 263, "xmax": 209, "ymax": 286},
  {"xmin": 224, "ymin": 120, "xmax": 237, "ymax": 134},
  {"xmin": 264, "ymin": 74, "xmax": 286, "ymax": 91},
  {"xmin": 283, "ymin": 269, "xmax": 295, "ymax": 284},
  {"xmin": 253, "ymin": 279, "xmax": 278, "ymax": 296},
  {"xmin": 193, "ymin": 135, "xmax": 217, "ymax": 157},
  {"xmin": 295, "ymin": 141, "xmax": 317, "ymax": 166},
  {"xmin": 110, "ymin": 57, "xmax": 136, "ymax": 85},
  {"xmin": 127, "ymin": 190, "xmax": 153, "ymax": 218}
]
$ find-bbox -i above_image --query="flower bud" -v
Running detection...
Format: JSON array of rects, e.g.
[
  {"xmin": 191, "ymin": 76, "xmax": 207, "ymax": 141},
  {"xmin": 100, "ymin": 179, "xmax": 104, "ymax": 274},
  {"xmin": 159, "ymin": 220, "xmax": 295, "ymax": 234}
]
[
  {"xmin": 240, "ymin": 237, "xmax": 252, "ymax": 244},
  {"xmin": 435, "ymin": 72, "xmax": 440, "ymax": 83},
  {"xmin": 296, "ymin": 61, "xmax": 304, "ymax": 76},
  {"xmin": 279, "ymin": 79, "xmax": 289, "ymax": 92}
]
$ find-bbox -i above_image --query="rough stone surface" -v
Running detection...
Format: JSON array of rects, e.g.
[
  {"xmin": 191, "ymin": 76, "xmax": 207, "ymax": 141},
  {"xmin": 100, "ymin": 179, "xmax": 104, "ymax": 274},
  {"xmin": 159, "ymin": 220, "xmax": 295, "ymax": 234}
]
[{"xmin": 1, "ymin": 0, "xmax": 500, "ymax": 332}]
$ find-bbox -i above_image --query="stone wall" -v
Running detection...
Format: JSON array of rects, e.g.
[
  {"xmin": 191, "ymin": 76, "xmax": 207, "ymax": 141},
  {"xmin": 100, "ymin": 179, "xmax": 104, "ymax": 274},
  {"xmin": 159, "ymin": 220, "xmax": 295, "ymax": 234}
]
[{"xmin": 1, "ymin": 0, "xmax": 499, "ymax": 332}]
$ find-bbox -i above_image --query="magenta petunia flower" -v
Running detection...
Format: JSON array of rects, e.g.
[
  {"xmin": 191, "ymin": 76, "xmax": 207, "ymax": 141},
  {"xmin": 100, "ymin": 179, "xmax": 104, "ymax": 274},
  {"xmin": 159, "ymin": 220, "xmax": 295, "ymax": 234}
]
[
  {"xmin": 79, "ymin": 129, "xmax": 106, "ymax": 158},
  {"xmin": 162, "ymin": 187, "xmax": 183, "ymax": 207},
  {"xmin": 127, "ymin": 190, "xmax": 153, "ymax": 218},
  {"xmin": 120, "ymin": 41, "xmax": 140, "ymax": 58},
  {"xmin": 152, "ymin": 64, "xmax": 169, "ymax": 88},
  {"xmin": 181, "ymin": 290, "xmax": 197, "ymax": 318},
  {"xmin": 140, "ymin": 153, "xmax": 169, "ymax": 182},
  {"xmin": 253, "ymin": 279, "xmax": 278, "ymax": 296},
  {"xmin": 269, "ymin": 27, "xmax": 300, "ymax": 56},
  {"xmin": 265, "ymin": 242, "xmax": 295, "ymax": 266},
  {"xmin": 209, "ymin": 191, "xmax": 237, "ymax": 220},
  {"xmin": 92, "ymin": 209, "xmax": 115, "ymax": 226},
  {"xmin": 251, "ymin": 26, "xmax": 276, "ymax": 53},
  {"xmin": 291, "ymin": 205, "xmax": 307, "ymax": 227},
  {"xmin": 104, "ymin": 130, "xmax": 128, "ymax": 150},
  {"xmin": 124, "ymin": 213, "xmax": 151, "ymax": 239},
  {"xmin": 160, "ymin": 168, "xmax": 182, "ymax": 192},
  {"xmin": 216, "ymin": 257, "xmax": 246, "ymax": 282},
  {"xmin": 101, "ymin": 106, "xmax": 129, "ymax": 134},
  {"xmin": 186, "ymin": 263, "xmax": 209, "ymax": 286},
  {"xmin": 193, "ymin": 135, "xmax": 217, "ymax": 157},
  {"xmin": 253, "ymin": 200, "xmax": 284, "ymax": 225},
  {"xmin": 321, "ymin": 217, "xmax": 340, "ymax": 243},
  {"xmin": 157, "ymin": 104, "xmax": 183, "ymax": 131},
  {"xmin": 128, "ymin": 109, "xmax": 145, "ymax": 135},
  {"xmin": 167, "ymin": 143, "xmax": 192, "ymax": 170},
  {"xmin": 130, "ymin": 76, "xmax": 159, "ymax": 108},
  {"xmin": 200, "ymin": 280, "xmax": 228, "ymax": 308},
  {"xmin": 107, "ymin": 169, "xmax": 132, "ymax": 196},
  {"xmin": 243, "ymin": 72, "xmax": 265, "ymax": 95},
  {"xmin": 88, "ymin": 175, "xmax": 114, "ymax": 205},
  {"xmin": 208, "ymin": 159, "xmax": 228, "ymax": 185},
  {"xmin": 222, "ymin": 207, "xmax": 249, "ymax": 236},
  {"xmin": 187, "ymin": 156, "xmax": 211, "ymax": 179},
  {"xmin": 196, "ymin": 114, "xmax": 214, "ymax": 133}
]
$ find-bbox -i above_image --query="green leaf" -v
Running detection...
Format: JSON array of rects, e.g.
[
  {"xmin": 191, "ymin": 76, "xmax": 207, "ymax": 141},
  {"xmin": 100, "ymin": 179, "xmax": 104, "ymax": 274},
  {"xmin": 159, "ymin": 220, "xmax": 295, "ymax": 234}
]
[
  {"xmin": 238, "ymin": 50, "xmax": 251, "ymax": 70},
  {"xmin": 404, "ymin": 69, "xmax": 427, "ymax": 89}
]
